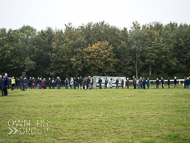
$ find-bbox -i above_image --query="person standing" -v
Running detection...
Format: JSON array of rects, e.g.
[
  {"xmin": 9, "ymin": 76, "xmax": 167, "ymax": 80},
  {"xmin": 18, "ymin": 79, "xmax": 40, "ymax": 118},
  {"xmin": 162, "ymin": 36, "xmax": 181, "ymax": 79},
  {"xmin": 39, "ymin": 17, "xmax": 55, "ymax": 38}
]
[
  {"xmin": 133, "ymin": 76, "xmax": 136, "ymax": 89},
  {"xmin": 88, "ymin": 76, "xmax": 91, "ymax": 90},
  {"xmin": 90, "ymin": 77, "xmax": 93, "ymax": 89},
  {"xmin": 161, "ymin": 77, "xmax": 164, "ymax": 89},
  {"xmin": 98, "ymin": 77, "xmax": 102, "ymax": 89},
  {"xmin": 156, "ymin": 78, "xmax": 159, "ymax": 89},
  {"xmin": 139, "ymin": 77, "xmax": 142, "ymax": 89},
  {"xmin": 186, "ymin": 77, "xmax": 189, "ymax": 88},
  {"xmin": 143, "ymin": 77, "xmax": 146, "ymax": 89},
  {"xmin": 83, "ymin": 77, "xmax": 87, "ymax": 90},
  {"xmin": 183, "ymin": 77, "xmax": 186, "ymax": 89},
  {"xmin": 74, "ymin": 77, "xmax": 77, "ymax": 89},
  {"xmin": 167, "ymin": 78, "xmax": 170, "ymax": 89},
  {"xmin": 109, "ymin": 78, "xmax": 113, "ymax": 89},
  {"xmin": 4, "ymin": 73, "xmax": 9, "ymax": 96},
  {"xmin": 174, "ymin": 77, "xmax": 177, "ymax": 88},
  {"xmin": 36, "ymin": 77, "xmax": 40, "ymax": 89},
  {"xmin": 65, "ymin": 78, "xmax": 68, "ymax": 89},
  {"xmin": 147, "ymin": 78, "xmax": 150, "ymax": 89},
  {"xmin": 19, "ymin": 76, "xmax": 24, "ymax": 90},
  {"xmin": 16, "ymin": 78, "xmax": 19, "ymax": 89},
  {"xmin": 8, "ymin": 77, "xmax": 11, "ymax": 89},
  {"xmin": 39, "ymin": 78, "xmax": 42, "ymax": 89},
  {"xmin": 0, "ymin": 75, "xmax": 4, "ymax": 96},
  {"xmin": 126, "ymin": 78, "xmax": 129, "ymax": 89},
  {"xmin": 87, "ymin": 76, "xmax": 91, "ymax": 90},
  {"xmin": 121, "ymin": 79, "xmax": 124, "ymax": 89},
  {"xmin": 116, "ymin": 78, "xmax": 119, "ymax": 89},
  {"xmin": 48, "ymin": 78, "xmax": 51, "ymax": 89},
  {"xmin": 70, "ymin": 77, "xmax": 74, "ymax": 89},
  {"xmin": 29, "ymin": 77, "xmax": 32, "ymax": 89},
  {"xmin": 56, "ymin": 77, "xmax": 61, "ymax": 89},
  {"xmin": 104, "ymin": 77, "xmax": 108, "ymax": 89},
  {"xmin": 41, "ymin": 79, "xmax": 45, "ymax": 89},
  {"xmin": 11, "ymin": 77, "xmax": 15, "ymax": 90},
  {"xmin": 79, "ymin": 77, "xmax": 83, "ymax": 90},
  {"xmin": 52, "ymin": 78, "xmax": 55, "ymax": 89},
  {"xmin": 23, "ymin": 77, "xmax": 27, "ymax": 90}
]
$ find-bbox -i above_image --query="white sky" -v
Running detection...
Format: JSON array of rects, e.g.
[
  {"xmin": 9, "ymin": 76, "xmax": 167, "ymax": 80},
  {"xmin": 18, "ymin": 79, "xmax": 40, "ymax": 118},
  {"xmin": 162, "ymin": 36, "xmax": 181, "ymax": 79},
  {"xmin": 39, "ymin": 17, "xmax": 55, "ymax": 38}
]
[{"xmin": 1, "ymin": 0, "xmax": 190, "ymax": 31}]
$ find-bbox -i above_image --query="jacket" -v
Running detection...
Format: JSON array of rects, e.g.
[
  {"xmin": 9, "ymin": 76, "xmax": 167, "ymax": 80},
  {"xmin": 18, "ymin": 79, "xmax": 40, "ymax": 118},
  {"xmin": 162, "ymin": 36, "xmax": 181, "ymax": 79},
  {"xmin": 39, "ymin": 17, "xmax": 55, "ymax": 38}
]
[
  {"xmin": 133, "ymin": 78, "xmax": 136, "ymax": 84},
  {"xmin": 56, "ymin": 78, "xmax": 61, "ymax": 84},
  {"xmin": 167, "ymin": 79, "xmax": 170, "ymax": 85},
  {"xmin": 156, "ymin": 80, "xmax": 159, "ymax": 85},
  {"xmin": 98, "ymin": 79, "xmax": 102, "ymax": 83},
  {"xmin": 121, "ymin": 79, "xmax": 124, "ymax": 85},
  {"xmin": 70, "ymin": 79, "xmax": 73, "ymax": 85},
  {"xmin": 0, "ymin": 78, "xmax": 4, "ymax": 88},
  {"xmin": 48, "ymin": 80, "xmax": 51, "ymax": 86},
  {"xmin": 126, "ymin": 80, "xmax": 129, "ymax": 85},
  {"xmin": 4, "ymin": 77, "xmax": 9, "ymax": 86},
  {"xmin": 116, "ymin": 79, "xmax": 119, "ymax": 84},
  {"xmin": 161, "ymin": 78, "xmax": 164, "ymax": 84},
  {"xmin": 147, "ymin": 79, "xmax": 149, "ymax": 86},
  {"xmin": 105, "ymin": 79, "xmax": 108, "ymax": 84},
  {"xmin": 109, "ymin": 80, "xmax": 113, "ymax": 87}
]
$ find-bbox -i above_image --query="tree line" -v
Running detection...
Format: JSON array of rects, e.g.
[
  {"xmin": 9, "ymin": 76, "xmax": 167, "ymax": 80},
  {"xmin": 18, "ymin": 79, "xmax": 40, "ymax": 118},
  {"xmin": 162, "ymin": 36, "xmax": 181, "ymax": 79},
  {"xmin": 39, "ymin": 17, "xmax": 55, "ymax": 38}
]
[{"xmin": 0, "ymin": 21, "xmax": 189, "ymax": 79}]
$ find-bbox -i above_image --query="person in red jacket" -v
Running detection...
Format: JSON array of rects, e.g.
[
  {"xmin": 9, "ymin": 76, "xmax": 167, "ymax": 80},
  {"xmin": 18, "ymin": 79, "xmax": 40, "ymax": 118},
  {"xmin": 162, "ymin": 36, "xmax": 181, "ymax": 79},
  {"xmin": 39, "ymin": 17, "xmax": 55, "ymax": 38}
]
[{"xmin": 8, "ymin": 78, "xmax": 11, "ymax": 89}]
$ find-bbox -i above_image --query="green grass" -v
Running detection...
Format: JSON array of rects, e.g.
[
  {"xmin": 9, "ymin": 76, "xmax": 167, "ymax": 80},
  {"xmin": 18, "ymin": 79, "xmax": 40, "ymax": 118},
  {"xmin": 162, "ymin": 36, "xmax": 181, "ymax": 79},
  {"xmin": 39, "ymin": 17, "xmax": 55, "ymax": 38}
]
[{"xmin": 0, "ymin": 88, "xmax": 190, "ymax": 142}]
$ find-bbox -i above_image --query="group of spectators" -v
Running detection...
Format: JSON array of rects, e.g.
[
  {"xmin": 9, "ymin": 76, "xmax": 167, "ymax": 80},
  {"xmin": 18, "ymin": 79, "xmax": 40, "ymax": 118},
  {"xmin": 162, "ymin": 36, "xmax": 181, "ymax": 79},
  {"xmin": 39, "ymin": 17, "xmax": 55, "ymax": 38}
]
[
  {"xmin": 64, "ymin": 76, "xmax": 93, "ymax": 90},
  {"xmin": 1, "ymin": 73, "xmax": 189, "ymax": 96},
  {"xmin": 132, "ymin": 76, "xmax": 190, "ymax": 89}
]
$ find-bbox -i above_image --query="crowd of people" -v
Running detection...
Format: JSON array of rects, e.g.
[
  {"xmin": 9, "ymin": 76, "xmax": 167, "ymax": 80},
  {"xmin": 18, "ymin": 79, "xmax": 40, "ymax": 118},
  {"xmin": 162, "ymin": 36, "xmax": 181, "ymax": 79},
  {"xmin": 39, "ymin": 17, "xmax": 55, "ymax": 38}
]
[
  {"xmin": 0, "ymin": 73, "xmax": 189, "ymax": 96},
  {"xmin": 132, "ymin": 76, "xmax": 190, "ymax": 89}
]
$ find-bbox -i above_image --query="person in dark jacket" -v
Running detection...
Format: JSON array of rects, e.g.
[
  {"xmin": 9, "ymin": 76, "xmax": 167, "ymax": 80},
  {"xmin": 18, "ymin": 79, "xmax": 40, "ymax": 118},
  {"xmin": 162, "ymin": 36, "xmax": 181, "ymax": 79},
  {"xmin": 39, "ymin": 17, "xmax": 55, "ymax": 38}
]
[
  {"xmin": 56, "ymin": 77, "xmax": 61, "ymax": 89},
  {"xmin": 65, "ymin": 78, "xmax": 68, "ymax": 89},
  {"xmin": 87, "ymin": 76, "xmax": 91, "ymax": 90},
  {"xmin": 48, "ymin": 78, "xmax": 51, "ymax": 89},
  {"xmin": 156, "ymin": 78, "xmax": 159, "ymax": 89},
  {"xmin": 74, "ymin": 77, "xmax": 77, "ymax": 89},
  {"xmin": 31, "ymin": 77, "xmax": 35, "ymax": 89},
  {"xmin": 16, "ymin": 78, "xmax": 19, "ymax": 89},
  {"xmin": 104, "ymin": 77, "xmax": 108, "ymax": 89},
  {"xmin": 0, "ymin": 75, "xmax": 4, "ymax": 96},
  {"xmin": 143, "ymin": 77, "xmax": 146, "ymax": 89},
  {"xmin": 23, "ymin": 77, "xmax": 28, "ymax": 90},
  {"xmin": 167, "ymin": 78, "xmax": 170, "ymax": 89},
  {"xmin": 121, "ymin": 79, "xmax": 124, "ymax": 89},
  {"xmin": 116, "ymin": 78, "xmax": 119, "ymax": 89},
  {"xmin": 19, "ymin": 76, "xmax": 24, "ymax": 90},
  {"xmin": 79, "ymin": 77, "xmax": 83, "ymax": 90},
  {"xmin": 174, "ymin": 77, "xmax": 177, "ymax": 88},
  {"xmin": 98, "ymin": 77, "xmax": 102, "ymax": 89},
  {"xmin": 4, "ymin": 73, "xmax": 9, "ymax": 95},
  {"xmin": 77, "ymin": 77, "xmax": 79, "ymax": 89},
  {"xmin": 161, "ymin": 77, "xmax": 164, "ymax": 89},
  {"xmin": 133, "ymin": 76, "xmax": 136, "ymax": 89},
  {"xmin": 126, "ymin": 78, "xmax": 129, "ymax": 89},
  {"xmin": 186, "ymin": 77, "xmax": 189, "ymax": 88},
  {"xmin": 29, "ymin": 77, "xmax": 32, "ymax": 89}
]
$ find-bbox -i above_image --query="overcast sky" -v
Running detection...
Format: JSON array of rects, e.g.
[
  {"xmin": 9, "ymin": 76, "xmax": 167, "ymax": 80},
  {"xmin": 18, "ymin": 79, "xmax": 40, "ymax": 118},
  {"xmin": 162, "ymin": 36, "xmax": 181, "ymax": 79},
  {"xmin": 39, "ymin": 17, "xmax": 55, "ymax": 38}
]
[{"xmin": 1, "ymin": 0, "xmax": 190, "ymax": 31}]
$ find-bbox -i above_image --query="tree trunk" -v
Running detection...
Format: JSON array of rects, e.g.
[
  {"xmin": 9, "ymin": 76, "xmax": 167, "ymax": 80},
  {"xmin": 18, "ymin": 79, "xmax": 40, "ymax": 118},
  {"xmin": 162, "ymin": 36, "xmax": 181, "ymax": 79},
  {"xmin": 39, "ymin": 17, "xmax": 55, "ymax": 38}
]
[
  {"xmin": 135, "ymin": 52, "xmax": 138, "ymax": 78},
  {"xmin": 149, "ymin": 63, "xmax": 151, "ymax": 77}
]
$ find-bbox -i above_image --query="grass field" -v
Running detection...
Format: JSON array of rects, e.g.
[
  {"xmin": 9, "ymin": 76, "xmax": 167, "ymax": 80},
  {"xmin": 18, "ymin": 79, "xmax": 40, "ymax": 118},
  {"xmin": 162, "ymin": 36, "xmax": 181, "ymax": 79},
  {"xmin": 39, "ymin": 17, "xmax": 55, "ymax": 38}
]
[{"xmin": 0, "ymin": 87, "xmax": 190, "ymax": 143}]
